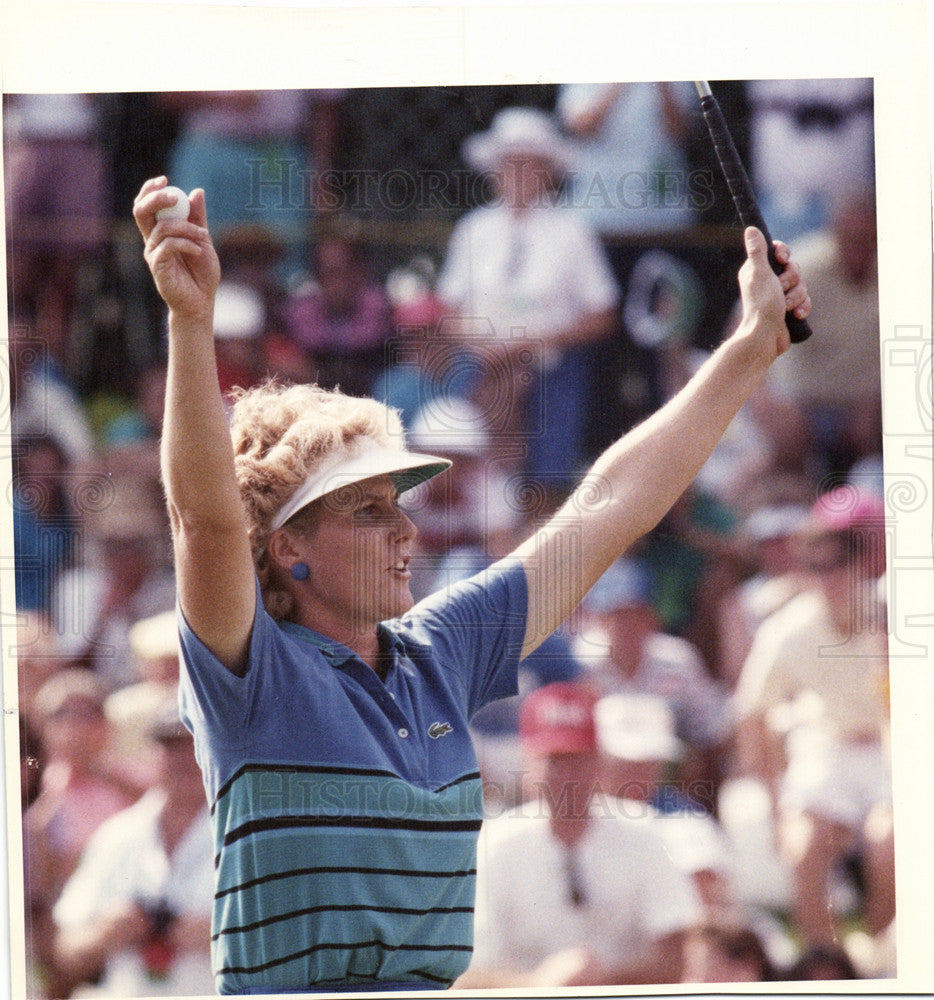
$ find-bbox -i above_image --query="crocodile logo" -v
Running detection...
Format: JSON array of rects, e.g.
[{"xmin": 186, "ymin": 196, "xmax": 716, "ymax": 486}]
[{"xmin": 428, "ymin": 721, "xmax": 454, "ymax": 739}]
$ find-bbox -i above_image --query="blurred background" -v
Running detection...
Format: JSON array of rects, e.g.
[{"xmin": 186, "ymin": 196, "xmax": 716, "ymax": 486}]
[{"xmin": 5, "ymin": 78, "xmax": 891, "ymax": 996}]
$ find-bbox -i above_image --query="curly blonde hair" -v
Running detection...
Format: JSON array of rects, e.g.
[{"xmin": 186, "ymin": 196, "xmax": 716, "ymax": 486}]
[{"xmin": 228, "ymin": 380, "xmax": 405, "ymax": 619}]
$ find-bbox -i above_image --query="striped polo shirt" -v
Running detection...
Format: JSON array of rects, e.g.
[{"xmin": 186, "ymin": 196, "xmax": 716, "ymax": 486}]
[{"xmin": 178, "ymin": 558, "xmax": 527, "ymax": 994}]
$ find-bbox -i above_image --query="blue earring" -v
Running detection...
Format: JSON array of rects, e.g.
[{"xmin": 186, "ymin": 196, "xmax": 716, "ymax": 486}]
[{"xmin": 291, "ymin": 562, "xmax": 310, "ymax": 581}]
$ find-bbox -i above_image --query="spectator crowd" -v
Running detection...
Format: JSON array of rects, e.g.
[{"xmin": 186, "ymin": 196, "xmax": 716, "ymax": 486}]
[{"xmin": 5, "ymin": 78, "xmax": 891, "ymax": 996}]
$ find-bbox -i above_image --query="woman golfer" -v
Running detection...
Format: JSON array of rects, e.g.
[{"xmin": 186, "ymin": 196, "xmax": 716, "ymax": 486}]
[{"xmin": 134, "ymin": 175, "xmax": 808, "ymax": 994}]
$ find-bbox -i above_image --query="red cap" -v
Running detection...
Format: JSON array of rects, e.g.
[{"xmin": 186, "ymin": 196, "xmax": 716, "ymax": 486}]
[
  {"xmin": 519, "ymin": 682, "xmax": 599, "ymax": 757},
  {"xmin": 810, "ymin": 486, "xmax": 885, "ymax": 533}
]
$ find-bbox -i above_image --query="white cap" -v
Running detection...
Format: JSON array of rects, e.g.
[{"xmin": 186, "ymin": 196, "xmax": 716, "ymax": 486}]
[
  {"xmin": 213, "ymin": 281, "xmax": 265, "ymax": 340},
  {"xmin": 583, "ymin": 558, "xmax": 653, "ymax": 615},
  {"xmin": 741, "ymin": 504, "xmax": 810, "ymax": 543},
  {"xmin": 596, "ymin": 693, "xmax": 683, "ymax": 762},
  {"xmin": 129, "ymin": 610, "xmax": 179, "ymax": 661},
  {"xmin": 270, "ymin": 439, "xmax": 451, "ymax": 530},
  {"xmin": 656, "ymin": 814, "xmax": 732, "ymax": 875},
  {"xmin": 407, "ymin": 395, "xmax": 490, "ymax": 456}
]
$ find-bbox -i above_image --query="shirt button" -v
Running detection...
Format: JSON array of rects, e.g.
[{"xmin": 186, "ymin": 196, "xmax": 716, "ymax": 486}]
[{"xmin": 398, "ymin": 728, "xmax": 409, "ymax": 739}]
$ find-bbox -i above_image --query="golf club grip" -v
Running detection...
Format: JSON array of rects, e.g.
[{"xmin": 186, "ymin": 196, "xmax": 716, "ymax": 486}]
[{"xmin": 699, "ymin": 93, "xmax": 813, "ymax": 343}]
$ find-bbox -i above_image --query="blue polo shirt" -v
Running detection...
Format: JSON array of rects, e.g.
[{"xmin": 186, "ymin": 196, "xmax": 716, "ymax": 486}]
[{"xmin": 177, "ymin": 557, "xmax": 528, "ymax": 994}]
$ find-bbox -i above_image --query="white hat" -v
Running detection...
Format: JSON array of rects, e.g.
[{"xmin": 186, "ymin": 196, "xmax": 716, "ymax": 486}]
[
  {"xmin": 656, "ymin": 813, "xmax": 732, "ymax": 875},
  {"xmin": 129, "ymin": 610, "xmax": 179, "ymax": 661},
  {"xmin": 213, "ymin": 281, "xmax": 265, "ymax": 340},
  {"xmin": 407, "ymin": 395, "xmax": 490, "ymax": 456},
  {"xmin": 596, "ymin": 693, "xmax": 683, "ymax": 762},
  {"xmin": 270, "ymin": 439, "xmax": 451, "ymax": 530},
  {"xmin": 741, "ymin": 504, "xmax": 810, "ymax": 543},
  {"xmin": 583, "ymin": 558, "xmax": 653, "ymax": 615},
  {"xmin": 463, "ymin": 107, "xmax": 577, "ymax": 175}
]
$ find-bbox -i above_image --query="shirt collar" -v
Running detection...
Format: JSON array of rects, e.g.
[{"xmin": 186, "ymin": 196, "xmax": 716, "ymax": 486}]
[{"xmin": 277, "ymin": 620, "xmax": 406, "ymax": 667}]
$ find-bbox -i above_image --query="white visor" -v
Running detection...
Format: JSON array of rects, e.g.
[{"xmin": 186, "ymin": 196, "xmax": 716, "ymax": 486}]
[{"xmin": 270, "ymin": 442, "xmax": 451, "ymax": 530}]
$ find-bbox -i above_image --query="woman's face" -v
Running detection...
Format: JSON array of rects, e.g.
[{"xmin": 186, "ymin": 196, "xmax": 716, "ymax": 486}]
[
  {"xmin": 290, "ymin": 475, "xmax": 418, "ymax": 638},
  {"xmin": 684, "ymin": 932, "xmax": 766, "ymax": 983},
  {"xmin": 155, "ymin": 734, "xmax": 205, "ymax": 805},
  {"xmin": 316, "ymin": 238, "xmax": 364, "ymax": 314},
  {"xmin": 495, "ymin": 152, "xmax": 555, "ymax": 211},
  {"xmin": 595, "ymin": 603, "xmax": 658, "ymax": 669},
  {"xmin": 43, "ymin": 694, "xmax": 109, "ymax": 763}
]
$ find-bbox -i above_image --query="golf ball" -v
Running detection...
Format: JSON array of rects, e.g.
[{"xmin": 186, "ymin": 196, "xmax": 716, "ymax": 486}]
[{"xmin": 155, "ymin": 186, "xmax": 190, "ymax": 222}]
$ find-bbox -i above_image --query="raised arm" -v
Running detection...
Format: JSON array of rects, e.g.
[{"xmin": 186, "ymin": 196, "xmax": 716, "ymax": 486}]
[
  {"xmin": 513, "ymin": 227, "xmax": 810, "ymax": 658},
  {"xmin": 133, "ymin": 177, "xmax": 255, "ymax": 673},
  {"xmin": 560, "ymin": 82, "xmax": 628, "ymax": 139}
]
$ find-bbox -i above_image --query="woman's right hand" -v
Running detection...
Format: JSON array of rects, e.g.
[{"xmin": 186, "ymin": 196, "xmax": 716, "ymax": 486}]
[{"xmin": 133, "ymin": 176, "xmax": 221, "ymax": 323}]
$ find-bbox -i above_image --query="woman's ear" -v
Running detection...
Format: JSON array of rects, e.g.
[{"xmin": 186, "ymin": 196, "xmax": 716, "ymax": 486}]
[{"xmin": 266, "ymin": 528, "xmax": 300, "ymax": 575}]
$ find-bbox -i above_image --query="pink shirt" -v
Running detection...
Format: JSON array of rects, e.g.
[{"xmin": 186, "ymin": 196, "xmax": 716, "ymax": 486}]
[
  {"xmin": 40, "ymin": 763, "xmax": 132, "ymax": 857},
  {"xmin": 284, "ymin": 284, "xmax": 392, "ymax": 353}
]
